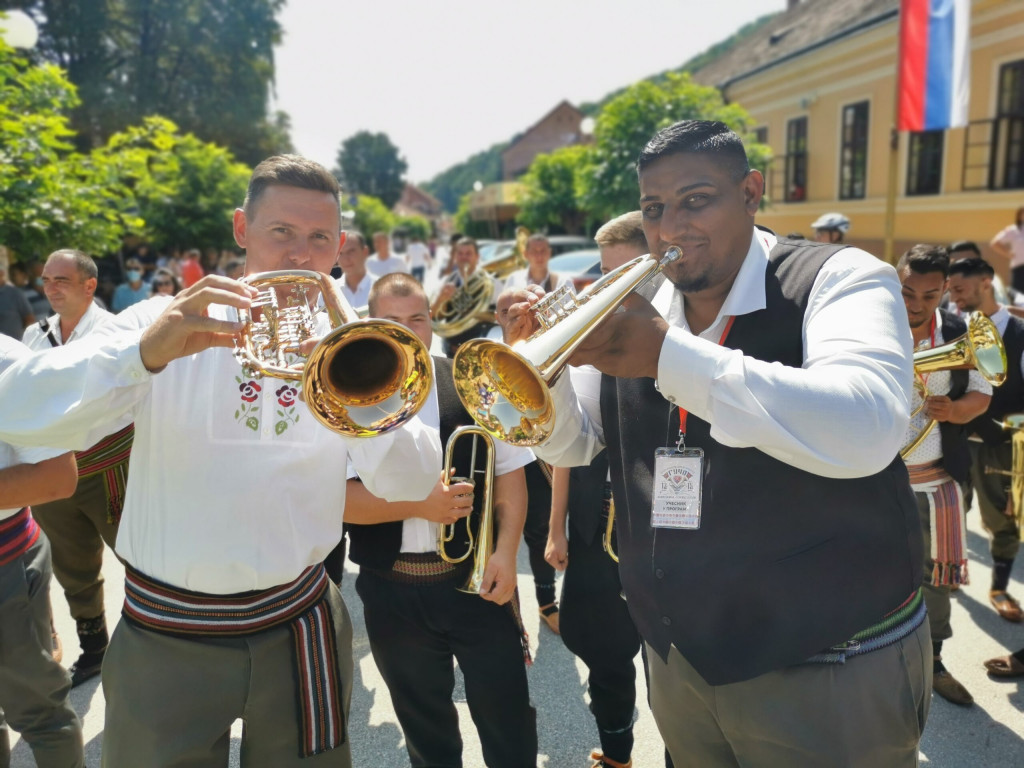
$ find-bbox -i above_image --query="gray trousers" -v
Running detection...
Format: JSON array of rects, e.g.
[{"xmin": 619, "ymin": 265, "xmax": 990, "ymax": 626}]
[
  {"xmin": 647, "ymin": 621, "xmax": 931, "ymax": 768},
  {"xmin": 101, "ymin": 581, "xmax": 354, "ymax": 768},
  {"xmin": 969, "ymin": 441, "xmax": 1021, "ymax": 563},
  {"xmin": 31, "ymin": 472, "xmax": 119, "ymax": 621},
  {"xmin": 0, "ymin": 533, "xmax": 84, "ymax": 768},
  {"xmin": 915, "ymin": 491, "xmax": 952, "ymax": 642}
]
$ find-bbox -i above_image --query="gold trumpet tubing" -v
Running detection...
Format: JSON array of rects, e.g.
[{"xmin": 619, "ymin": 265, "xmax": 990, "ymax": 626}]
[
  {"xmin": 452, "ymin": 247, "xmax": 682, "ymax": 446},
  {"xmin": 603, "ymin": 500, "xmax": 619, "ymax": 564}
]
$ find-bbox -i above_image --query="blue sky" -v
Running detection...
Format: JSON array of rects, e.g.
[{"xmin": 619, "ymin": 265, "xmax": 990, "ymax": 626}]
[{"xmin": 273, "ymin": 0, "xmax": 788, "ymax": 183}]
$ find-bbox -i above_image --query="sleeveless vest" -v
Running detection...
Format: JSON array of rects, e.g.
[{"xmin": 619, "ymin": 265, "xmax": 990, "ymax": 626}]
[
  {"xmin": 600, "ymin": 238, "xmax": 922, "ymax": 685},
  {"xmin": 969, "ymin": 314, "xmax": 1024, "ymax": 446},
  {"xmin": 566, "ymin": 449, "xmax": 611, "ymax": 546},
  {"xmin": 347, "ymin": 356, "xmax": 482, "ymax": 574},
  {"xmin": 936, "ymin": 310, "xmax": 969, "ymax": 483}
]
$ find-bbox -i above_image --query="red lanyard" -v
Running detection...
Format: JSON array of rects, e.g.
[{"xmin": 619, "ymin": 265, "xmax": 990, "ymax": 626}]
[
  {"xmin": 918, "ymin": 314, "xmax": 937, "ymax": 389},
  {"xmin": 677, "ymin": 315, "xmax": 737, "ymax": 437}
]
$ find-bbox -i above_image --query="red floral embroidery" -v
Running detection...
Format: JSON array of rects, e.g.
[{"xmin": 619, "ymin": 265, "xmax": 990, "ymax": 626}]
[
  {"xmin": 239, "ymin": 381, "xmax": 261, "ymax": 403},
  {"xmin": 276, "ymin": 385, "xmax": 298, "ymax": 408}
]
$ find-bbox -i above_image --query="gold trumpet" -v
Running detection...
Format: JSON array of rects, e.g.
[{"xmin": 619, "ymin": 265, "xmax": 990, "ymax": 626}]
[
  {"xmin": 603, "ymin": 498, "xmax": 619, "ymax": 564},
  {"xmin": 234, "ymin": 270, "xmax": 432, "ymax": 437},
  {"xmin": 452, "ymin": 247, "xmax": 683, "ymax": 446},
  {"xmin": 438, "ymin": 425, "xmax": 496, "ymax": 594},
  {"xmin": 984, "ymin": 414, "xmax": 1024, "ymax": 536},
  {"xmin": 900, "ymin": 311, "xmax": 1006, "ymax": 458},
  {"xmin": 482, "ymin": 226, "xmax": 530, "ymax": 279}
]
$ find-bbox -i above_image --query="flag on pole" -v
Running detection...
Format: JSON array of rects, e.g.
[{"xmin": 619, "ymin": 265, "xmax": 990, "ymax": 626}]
[{"xmin": 897, "ymin": 0, "xmax": 971, "ymax": 132}]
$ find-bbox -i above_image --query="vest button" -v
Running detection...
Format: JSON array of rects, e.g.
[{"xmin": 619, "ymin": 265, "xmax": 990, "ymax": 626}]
[
  {"xmin": 655, "ymin": 568, "xmax": 665, "ymax": 579},
  {"xmin": 662, "ymin": 615, "xmax": 672, "ymax": 626}
]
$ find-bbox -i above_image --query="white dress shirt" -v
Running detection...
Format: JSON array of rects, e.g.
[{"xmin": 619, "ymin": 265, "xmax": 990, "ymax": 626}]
[
  {"xmin": 0, "ymin": 336, "xmax": 67, "ymax": 520},
  {"xmin": 336, "ymin": 272, "xmax": 376, "ymax": 312},
  {"xmin": 366, "ymin": 255, "xmax": 409, "ymax": 278},
  {"xmin": 535, "ymin": 229, "xmax": 914, "ymax": 480},
  {"xmin": 22, "ymin": 301, "xmax": 114, "ymax": 349},
  {"xmin": 502, "ymin": 268, "xmax": 570, "ymax": 293},
  {"xmin": 995, "ymin": 225, "xmax": 1024, "ymax": 269},
  {"xmin": 0, "ymin": 296, "xmax": 442, "ymax": 592},
  {"xmin": 903, "ymin": 310, "xmax": 991, "ymax": 467}
]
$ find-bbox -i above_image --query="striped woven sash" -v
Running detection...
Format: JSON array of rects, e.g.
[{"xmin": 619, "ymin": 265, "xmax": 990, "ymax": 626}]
[
  {"xmin": 806, "ymin": 589, "xmax": 926, "ymax": 664},
  {"xmin": 123, "ymin": 563, "xmax": 344, "ymax": 757},
  {"xmin": 76, "ymin": 424, "xmax": 134, "ymax": 524},
  {"xmin": 0, "ymin": 508, "xmax": 41, "ymax": 567},
  {"xmin": 907, "ymin": 459, "xmax": 969, "ymax": 586}
]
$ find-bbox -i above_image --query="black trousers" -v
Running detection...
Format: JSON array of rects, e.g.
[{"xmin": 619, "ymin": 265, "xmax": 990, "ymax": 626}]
[
  {"xmin": 355, "ymin": 569, "xmax": 537, "ymax": 768},
  {"xmin": 523, "ymin": 462, "xmax": 555, "ymax": 596},
  {"xmin": 560, "ymin": 525, "xmax": 641, "ymax": 761}
]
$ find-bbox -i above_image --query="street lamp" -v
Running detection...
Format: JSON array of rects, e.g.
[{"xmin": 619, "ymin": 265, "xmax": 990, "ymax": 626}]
[{"xmin": 0, "ymin": 10, "xmax": 39, "ymax": 50}]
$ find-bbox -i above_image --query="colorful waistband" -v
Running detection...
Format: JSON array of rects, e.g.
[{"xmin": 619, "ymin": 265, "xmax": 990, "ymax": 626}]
[
  {"xmin": 377, "ymin": 552, "xmax": 461, "ymax": 584},
  {"xmin": 0, "ymin": 508, "xmax": 40, "ymax": 567},
  {"xmin": 123, "ymin": 563, "xmax": 343, "ymax": 757},
  {"xmin": 76, "ymin": 424, "xmax": 134, "ymax": 525},
  {"xmin": 805, "ymin": 589, "xmax": 926, "ymax": 665}
]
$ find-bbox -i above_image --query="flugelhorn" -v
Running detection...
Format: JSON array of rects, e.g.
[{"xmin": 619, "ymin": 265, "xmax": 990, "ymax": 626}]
[
  {"xmin": 900, "ymin": 311, "xmax": 1006, "ymax": 458},
  {"xmin": 984, "ymin": 414, "xmax": 1024, "ymax": 537},
  {"xmin": 235, "ymin": 270, "xmax": 432, "ymax": 437},
  {"xmin": 452, "ymin": 247, "xmax": 682, "ymax": 446},
  {"xmin": 438, "ymin": 425, "xmax": 496, "ymax": 594}
]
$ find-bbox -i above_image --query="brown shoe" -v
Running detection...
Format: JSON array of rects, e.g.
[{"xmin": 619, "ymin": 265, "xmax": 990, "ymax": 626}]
[
  {"xmin": 590, "ymin": 750, "xmax": 632, "ymax": 768},
  {"xmin": 984, "ymin": 654, "xmax": 1024, "ymax": 678},
  {"xmin": 990, "ymin": 590, "xmax": 1024, "ymax": 622},
  {"xmin": 539, "ymin": 603, "xmax": 560, "ymax": 635},
  {"xmin": 933, "ymin": 670, "xmax": 974, "ymax": 706}
]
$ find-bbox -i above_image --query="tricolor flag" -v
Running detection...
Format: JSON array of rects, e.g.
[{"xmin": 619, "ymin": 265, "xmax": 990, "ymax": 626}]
[{"xmin": 897, "ymin": 0, "xmax": 971, "ymax": 132}]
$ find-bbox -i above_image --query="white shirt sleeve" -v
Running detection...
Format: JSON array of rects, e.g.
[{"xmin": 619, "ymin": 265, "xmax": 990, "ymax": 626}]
[
  {"xmin": 655, "ymin": 248, "xmax": 912, "ymax": 479},
  {"xmin": 531, "ymin": 364, "xmax": 606, "ymax": 468}
]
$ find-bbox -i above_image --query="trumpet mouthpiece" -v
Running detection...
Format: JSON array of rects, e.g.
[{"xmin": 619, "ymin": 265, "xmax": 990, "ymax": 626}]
[{"xmin": 664, "ymin": 246, "xmax": 683, "ymax": 262}]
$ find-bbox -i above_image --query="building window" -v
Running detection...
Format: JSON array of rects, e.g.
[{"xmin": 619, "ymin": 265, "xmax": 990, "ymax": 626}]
[
  {"xmin": 839, "ymin": 101, "xmax": 869, "ymax": 199},
  {"xmin": 754, "ymin": 126, "xmax": 768, "ymax": 144},
  {"xmin": 907, "ymin": 131, "xmax": 944, "ymax": 195},
  {"xmin": 995, "ymin": 59, "xmax": 1024, "ymax": 189},
  {"xmin": 784, "ymin": 117, "xmax": 807, "ymax": 202}
]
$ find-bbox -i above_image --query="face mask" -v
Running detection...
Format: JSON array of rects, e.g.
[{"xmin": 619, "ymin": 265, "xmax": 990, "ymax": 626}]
[{"xmin": 126, "ymin": 270, "xmax": 141, "ymax": 282}]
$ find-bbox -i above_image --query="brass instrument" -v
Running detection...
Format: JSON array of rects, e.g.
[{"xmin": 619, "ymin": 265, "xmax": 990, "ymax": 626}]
[
  {"xmin": 482, "ymin": 226, "xmax": 530, "ymax": 279},
  {"xmin": 431, "ymin": 267, "xmax": 496, "ymax": 338},
  {"xmin": 438, "ymin": 425, "xmax": 496, "ymax": 594},
  {"xmin": 603, "ymin": 498, "xmax": 618, "ymax": 564},
  {"xmin": 235, "ymin": 270, "xmax": 432, "ymax": 437},
  {"xmin": 984, "ymin": 414, "xmax": 1024, "ymax": 536},
  {"xmin": 452, "ymin": 247, "xmax": 683, "ymax": 446},
  {"xmin": 900, "ymin": 311, "xmax": 1006, "ymax": 458}
]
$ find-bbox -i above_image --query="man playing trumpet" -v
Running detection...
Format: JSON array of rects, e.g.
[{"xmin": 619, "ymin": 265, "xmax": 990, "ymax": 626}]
[{"xmin": 347, "ymin": 273, "xmax": 537, "ymax": 768}]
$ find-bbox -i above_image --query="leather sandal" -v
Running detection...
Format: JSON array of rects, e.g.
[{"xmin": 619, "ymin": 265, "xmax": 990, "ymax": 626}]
[
  {"xmin": 989, "ymin": 590, "xmax": 1024, "ymax": 622},
  {"xmin": 984, "ymin": 654, "xmax": 1024, "ymax": 678},
  {"xmin": 590, "ymin": 750, "xmax": 632, "ymax": 768},
  {"xmin": 539, "ymin": 602, "xmax": 560, "ymax": 635}
]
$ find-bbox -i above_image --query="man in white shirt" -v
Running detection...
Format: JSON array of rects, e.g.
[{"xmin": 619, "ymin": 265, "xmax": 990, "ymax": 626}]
[
  {"xmin": 502, "ymin": 233, "xmax": 568, "ymax": 293},
  {"xmin": 0, "ymin": 335, "xmax": 82, "ymax": 767},
  {"xmin": 346, "ymin": 273, "xmax": 536, "ymax": 768},
  {"xmin": 405, "ymin": 234, "xmax": 432, "ymax": 283},
  {"xmin": 366, "ymin": 231, "xmax": 409, "ymax": 278},
  {"xmin": 335, "ymin": 229, "xmax": 376, "ymax": 313},
  {"xmin": 23, "ymin": 249, "xmax": 132, "ymax": 688},
  {"xmin": 501, "ymin": 120, "xmax": 926, "ymax": 766},
  {"xmin": 0, "ymin": 155, "xmax": 441, "ymax": 768},
  {"xmin": 898, "ymin": 245, "xmax": 991, "ymax": 708}
]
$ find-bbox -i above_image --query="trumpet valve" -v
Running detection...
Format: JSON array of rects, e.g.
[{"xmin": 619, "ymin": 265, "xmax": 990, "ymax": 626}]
[{"xmin": 532, "ymin": 284, "xmax": 579, "ymax": 331}]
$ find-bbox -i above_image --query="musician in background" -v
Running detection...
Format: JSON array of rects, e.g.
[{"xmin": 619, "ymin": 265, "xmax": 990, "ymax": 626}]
[
  {"xmin": 544, "ymin": 212, "xmax": 646, "ymax": 768},
  {"xmin": 431, "ymin": 236, "xmax": 499, "ymax": 358},
  {"xmin": 0, "ymin": 155, "xmax": 442, "ymax": 767},
  {"xmin": 898, "ymin": 245, "xmax": 991, "ymax": 707},
  {"xmin": 508, "ymin": 120, "xmax": 926, "ymax": 766},
  {"xmin": 348, "ymin": 273, "xmax": 537, "ymax": 768},
  {"xmin": 948, "ymin": 257, "xmax": 1024, "ymax": 624},
  {"xmin": 366, "ymin": 231, "xmax": 409, "ymax": 278},
  {"xmin": 503, "ymin": 234, "xmax": 569, "ymax": 293},
  {"xmin": 22, "ymin": 249, "xmax": 133, "ymax": 688},
  {"xmin": 335, "ymin": 229, "xmax": 377, "ymax": 313}
]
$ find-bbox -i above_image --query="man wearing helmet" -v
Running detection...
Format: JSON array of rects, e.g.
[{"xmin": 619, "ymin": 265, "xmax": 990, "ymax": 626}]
[{"xmin": 811, "ymin": 212, "xmax": 851, "ymax": 244}]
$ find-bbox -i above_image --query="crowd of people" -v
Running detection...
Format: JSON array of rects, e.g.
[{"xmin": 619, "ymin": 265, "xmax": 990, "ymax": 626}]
[{"xmin": 1, "ymin": 122, "xmax": 1024, "ymax": 768}]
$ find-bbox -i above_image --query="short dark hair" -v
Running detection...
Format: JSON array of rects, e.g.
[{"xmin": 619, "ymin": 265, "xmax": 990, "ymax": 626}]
[
  {"xmin": 343, "ymin": 230, "xmax": 368, "ymax": 249},
  {"xmin": 47, "ymin": 248, "xmax": 98, "ymax": 280},
  {"xmin": 948, "ymin": 257, "xmax": 995, "ymax": 279},
  {"xmin": 368, "ymin": 272, "xmax": 428, "ymax": 316},
  {"xmin": 526, "ymin": 233, "xmax": 550, "ymax": 248},
  {"xmin": 896, "ymin": 244, "xmax": 949, "ymax": 277},
  {"xmin": 243, "ymin": 155, "xmax": 340, "ymax": 221},
  {"xmin": 949, "ymin": 240, "xmax": 981, "ymax": 258},
  {"xmin": 455, "ymin": 237, "xmax": 479, "ymax": 256},
  {"xmin": 637, "ymin": 120, "xmax": 750, "ymax": 181}
]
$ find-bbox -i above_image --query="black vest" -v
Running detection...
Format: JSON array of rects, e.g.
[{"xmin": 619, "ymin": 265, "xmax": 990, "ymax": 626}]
[
  {"xmin": 969, "ymin": 314, "xmax": 1024, "ymax": 445},
  {"xmin": 936, "ymin": 310, "xmax": 970, "ymax": 483},
  {"xmin": 600, "ymin": 239, "xmax": 921, "ymax": 685},
  {"xmin": 347, "ymin": 356, "xmax": 482, "ymax": 574},
  {"xmin": 566, "ymin": 449, "xmax": 611, "ymax": 546}
]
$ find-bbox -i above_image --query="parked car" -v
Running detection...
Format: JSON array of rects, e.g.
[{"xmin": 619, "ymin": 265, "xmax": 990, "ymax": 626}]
[
  {"xmin": 547, "ymin": 249, "xmax": 602, "ymax": 293},
  {"xmin": 479, "ymin": 235, "xmax": 598, "ymax": 270}
]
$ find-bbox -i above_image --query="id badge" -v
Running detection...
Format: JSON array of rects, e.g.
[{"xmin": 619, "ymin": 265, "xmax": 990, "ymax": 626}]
[{"xmin": 651, "ymin": 447, "xmax": 704, "ymax": 529}]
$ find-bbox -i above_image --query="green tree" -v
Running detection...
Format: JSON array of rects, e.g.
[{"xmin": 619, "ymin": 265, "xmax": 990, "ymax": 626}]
[
  {"xmin": 0, "ymin": 41, "xmax": 140, "ymax": 259},
  {"xmin": 583, "ymin": 73, "xmax": 771, "ymax": 221},
  {"xmin": 422, "ymin": 140, "xmax": 508, "ymax": 213},
  {"xmin": 349, "ymin": 195, "xmax": 395, "ymax": 241},
  {"xmin": 394, "ymin": 214, "xmax": 431, "ymax": 242},
  {"xmin": 334, "ymin": 131, "xmax": 408, "ymax": 209},
  {"xmin": 516, "ymin": 145, "xmax": 592, "ymax": 235},
  {"xmin": 452, "ymin": 192, "xmax": 491, "ymax": 240},
  {"xmin": 16, "ymin": 0, "xmax": 290, "ymax": 165}
]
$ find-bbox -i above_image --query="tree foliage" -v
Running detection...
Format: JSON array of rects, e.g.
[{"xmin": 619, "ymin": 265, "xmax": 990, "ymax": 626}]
[
  {"xmin": 516, "ymin": 145, "xmax": 592, "ymax": 235},
  {"xmin": 394, "ymin": 214, "xmax": 431, "ymax": 241},
  {"xmin": 14, "ymin": 0, "xmax": 290, "ymax": 165},
  {"xmin": 334, "ymin": 131, "xmax": 407, "ymax": 209},
  {"xmin": 422, "ymin": 139, "xmax": 509, "ymax": 213},
  {"xmin": 349, "ymin": 195, "xmax": 396, "ymax": 241}
]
